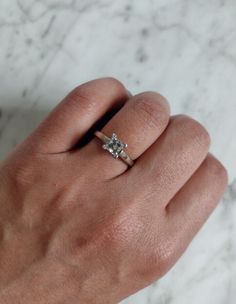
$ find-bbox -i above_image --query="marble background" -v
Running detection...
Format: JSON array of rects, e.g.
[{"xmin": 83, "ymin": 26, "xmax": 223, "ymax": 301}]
[{"xmin": 0, "ymin": 0, "xmax": 236, "ymax": 303}]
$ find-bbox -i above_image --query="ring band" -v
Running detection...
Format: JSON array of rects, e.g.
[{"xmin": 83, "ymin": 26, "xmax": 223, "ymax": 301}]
[{"xmin": 94, "ymin": 131, "xmax": 134, "ymax": 167}]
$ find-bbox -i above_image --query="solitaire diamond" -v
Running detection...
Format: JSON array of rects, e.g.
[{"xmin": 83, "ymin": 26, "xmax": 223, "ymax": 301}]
[{"xmin": 102, "ymin": 133, "xmax": 128, "ymax": 159}]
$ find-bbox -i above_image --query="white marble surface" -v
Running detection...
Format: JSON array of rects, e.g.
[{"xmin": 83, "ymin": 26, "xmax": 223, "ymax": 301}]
[{"xmin": 0, "ymin": 0, "xmax": 236, "ymax": 303}]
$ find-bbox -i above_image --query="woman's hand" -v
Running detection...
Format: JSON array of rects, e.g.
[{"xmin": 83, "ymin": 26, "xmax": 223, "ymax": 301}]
[{"xmin": 0, "ymin": 78, "xmax": 227, "ymax": 304}]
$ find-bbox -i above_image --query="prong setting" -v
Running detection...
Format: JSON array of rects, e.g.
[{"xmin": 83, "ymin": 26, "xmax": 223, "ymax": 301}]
[{"xmin": 102, "ymin": 133, "xmax": 127, "ymax": 159}]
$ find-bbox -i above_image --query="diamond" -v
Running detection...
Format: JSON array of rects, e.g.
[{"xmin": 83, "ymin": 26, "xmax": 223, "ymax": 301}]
[{"xmin": 102, "ymin": 133, "xmax": 128, "ymax": 159}]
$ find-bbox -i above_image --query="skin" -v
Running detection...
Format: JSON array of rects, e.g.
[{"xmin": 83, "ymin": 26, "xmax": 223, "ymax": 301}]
[{"xmin": 0, "ymin": 78, "xmax": 228, "ymax": 304}]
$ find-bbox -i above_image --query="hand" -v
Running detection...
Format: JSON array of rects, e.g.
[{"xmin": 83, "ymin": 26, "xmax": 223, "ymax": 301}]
[{"xmin": 0, "ymin": 78, "xmax": 227, "ymax": 304}]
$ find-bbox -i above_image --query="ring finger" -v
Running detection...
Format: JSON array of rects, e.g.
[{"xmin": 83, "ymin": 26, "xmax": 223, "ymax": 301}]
[{"xmin": 79, "ymin": 92, "xmax": 170, "ymax": 178}]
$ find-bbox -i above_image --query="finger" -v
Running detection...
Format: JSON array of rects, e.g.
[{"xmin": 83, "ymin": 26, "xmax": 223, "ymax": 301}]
[
  {"xmin": 128, "ymin": 115, "xmax": 211, "ymax": 207},
  {"xmin": 80, "ymin": 92, "xmax": 170, "ymax": 178},
  {"xmin": 166, "ymin": 153, "xmax": 228, "ymax": 258},
  {"xmin": 27, "ymin": 78, "xmax": 129, "ymax": 153}
]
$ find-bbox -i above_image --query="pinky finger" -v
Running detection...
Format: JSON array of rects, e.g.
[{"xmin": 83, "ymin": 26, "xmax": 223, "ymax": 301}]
[{"xmin": 166, "ymin": 153, "xmax": 228, "ymax": 255}]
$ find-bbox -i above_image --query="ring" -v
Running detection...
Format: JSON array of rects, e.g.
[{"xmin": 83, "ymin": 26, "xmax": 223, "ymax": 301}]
[{"xmin": 94, "ymin": 131, "xmax": 134, "ymax": 167}]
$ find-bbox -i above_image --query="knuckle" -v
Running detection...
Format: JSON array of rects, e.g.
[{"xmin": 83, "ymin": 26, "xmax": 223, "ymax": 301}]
[
  {"xmin": 132, "ymin": 92, "xmax": 169, "ymax": 128},
  {"xmin": 172, "ymin": 114, "xmax": 211, "ymax": 148},
  {"xmin": 205, "ymin": 154, "xmax": 228, "ymax": 185},
  {"xmin": 137, "ymin": 243, "xmax": 175, "ymax": 281},
  {"xmin": 67, "ymin": 87, "xmax": 96, "ymax": 113},
  {"xmin": 100, "ymin": 77, "xmax": 125, "ymax": 89},
  {"xmin": 153, "ymin": 245, "xmax": 175, "ymax": 277},
  {"xmin": 65, "ymin": 77, "xmax": 127, "ymax": 113}
]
